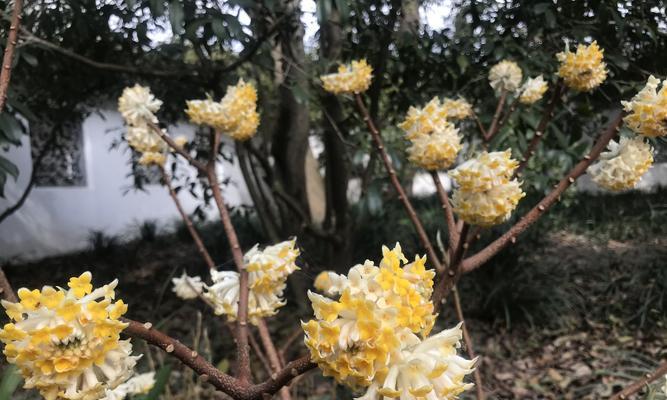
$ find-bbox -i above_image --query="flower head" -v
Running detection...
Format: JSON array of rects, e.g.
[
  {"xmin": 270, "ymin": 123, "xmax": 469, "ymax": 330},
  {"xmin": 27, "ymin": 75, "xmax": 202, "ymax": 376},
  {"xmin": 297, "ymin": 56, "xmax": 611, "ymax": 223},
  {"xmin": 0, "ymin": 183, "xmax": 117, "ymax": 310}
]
[
  {"xmin": 103, "ymin": 372, "xmax": 156, "ymax": 400},
  {"xmin": 449, "ymin": 150, "xmax": 525, "ymax": 226},
  {"xmin": 588, "ymin": 136, "xmax": 653, "ymax": 191},
  {"xmin": 556, "ymin": 41, "xmax": 607, "ymax": 92},
  {"xmin": 0, "ymin": 272, "xmax": 139, "ymax": 400},
  {"xmin": 488, "ymin": 60, "xmax": 523, "ymax": 94},
  {"xmin": 321, "ymin": 60, "xmax": 373, "ymax": 94},
  {"xmin": 303, "ymin": 244, "xmax": 475, "ymax": 398},
  {"xmin": 621, "ymin": 76, "xmax": 667, "ymax": 137},
  {"xmin": 186, "ymin": 79, "xmax": 259, "ymax": 141},
  {"xmin": 203, "ymin": 239, "xmax": 300, "ymax": 324},
  {"xmin": 519, "ymin": 75, "xmax": 549, "ymax": 104},
  {"xmin": 407, "ymin": 124, "xmax": 462, "ymax": 171},
  {"xmin": 118, "ymin": 85, "xmax": 162, "ymax": 125},
  {"xmin": 171, "ymin": 273, "xmax": 204, "ymax": 300},
  {"xmin": 441, "ymin": 98, "xmax": 473, "ymax": 120}
]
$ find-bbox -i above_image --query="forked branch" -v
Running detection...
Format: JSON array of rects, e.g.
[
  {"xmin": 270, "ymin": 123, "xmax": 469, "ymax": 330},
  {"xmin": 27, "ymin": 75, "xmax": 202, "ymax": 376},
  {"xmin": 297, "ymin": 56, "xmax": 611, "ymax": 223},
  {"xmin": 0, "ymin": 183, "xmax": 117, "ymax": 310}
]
[{"xmin": 461, "ymin": 111, "xmax": 623, "ymax": 273}]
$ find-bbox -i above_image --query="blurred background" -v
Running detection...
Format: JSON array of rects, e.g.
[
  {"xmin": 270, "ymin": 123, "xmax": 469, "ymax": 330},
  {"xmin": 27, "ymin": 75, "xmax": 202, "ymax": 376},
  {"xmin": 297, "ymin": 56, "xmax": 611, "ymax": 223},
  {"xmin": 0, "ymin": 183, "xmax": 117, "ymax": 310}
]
[{"xmin": 0, "ymin": 0, "xmax": 666, "ymax": 398}]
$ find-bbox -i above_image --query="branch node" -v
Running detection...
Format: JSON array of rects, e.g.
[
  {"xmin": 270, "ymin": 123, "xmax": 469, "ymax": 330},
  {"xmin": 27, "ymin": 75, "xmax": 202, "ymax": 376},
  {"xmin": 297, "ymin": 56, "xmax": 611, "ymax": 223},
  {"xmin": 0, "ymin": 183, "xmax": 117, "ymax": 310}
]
[
  {"xmin": 166, "ymin": 344, "xmax": 175, "ymax": 353},
  {"xmin": 568, "ymin": 177, "xmax": 575, "ymax": 183},
  {"xmin": 143, "ymin": 322, "xmax": 153, "ymax": 330},
  {"xmin": 191, "ymin": 351, "xmax": 198, "ymax": 358},
  {"xmin": 538, "ymin": 205, "xmax": 545, "ymax": 211}
]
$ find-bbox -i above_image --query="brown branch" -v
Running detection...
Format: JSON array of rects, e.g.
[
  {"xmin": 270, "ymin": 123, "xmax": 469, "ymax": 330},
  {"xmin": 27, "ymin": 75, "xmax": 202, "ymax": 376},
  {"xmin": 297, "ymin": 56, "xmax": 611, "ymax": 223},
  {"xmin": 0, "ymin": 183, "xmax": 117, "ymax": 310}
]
[
  {"xmin": 256, "ymin": 320, "xmax": 292, "ymax": 400},
  {"xmin": 515, "ymin": 81, "xmax": 565, "ymax": 175},
  {"xmin": 206, "ymin": 157, "xmax": 252, "ymax": 384},
  {"xmin": 0, "ymin": 267, "xmax": 17, "ymax": 302},
  {"xmin": 431, "ymin": 171, "xmax": 457, "ymax": 253},
  {"xmin": 452, "ymin": 287, "xmax": 484, "ymax": 400},
  {"xmin": 247, "ymin": 355, "xmax": 316, "ymax": 399},
  {"xmin": 496, "ymin": 96, "xmax": 520, "ymax": 133},
  {"xmin": 470, "ymin": 109, "xmax": 488, "ymax": 139},
  {"xmin": 484, "ymin": 89, "xmax": 507, "ymax": 143},
  {"xmin": 0, "ymin": 0, "xmax": 23, "ymax": 112},
  {"xmin": 610, "ymin": 361, "xmax": 667, "ymax": 400},
  {"xmin": 461, "ymin": 111, "xmax": 623, "ymax": 273},
  {"xmin": 248, "ymin": 330, "xmax": 273, "ymax": 377},
  {"xmin": 160, "ymin": 167, "xmax": 216, "ymax": 270},
  {"xmin": 124, "ymin": 319, "xmax": 246, "ymax": 398},
  {"xmin": 149, "ymin": 123, "xmax": 207, "ymax": 172},
  {"xmin": 432, "ymin": 223, "xmax": 469, "ymax": 307},
  {"xmin": 354, "ymin": 93, "xmax": 443, "ymax": 273}
]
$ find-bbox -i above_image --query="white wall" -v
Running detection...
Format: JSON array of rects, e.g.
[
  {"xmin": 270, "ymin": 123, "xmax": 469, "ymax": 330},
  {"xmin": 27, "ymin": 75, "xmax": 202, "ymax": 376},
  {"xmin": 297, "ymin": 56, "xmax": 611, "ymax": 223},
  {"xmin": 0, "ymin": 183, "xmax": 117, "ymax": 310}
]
[{"xmin": 0, "ymin": 109, "xmax": 251, "ymax": 261}]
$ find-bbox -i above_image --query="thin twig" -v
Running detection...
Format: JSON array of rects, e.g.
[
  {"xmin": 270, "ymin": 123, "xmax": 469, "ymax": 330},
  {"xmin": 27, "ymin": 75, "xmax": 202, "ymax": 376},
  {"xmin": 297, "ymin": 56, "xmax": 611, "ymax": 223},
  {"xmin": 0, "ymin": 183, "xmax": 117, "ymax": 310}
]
[
  {"xmin": 248, "ymin": 330, "xmax": 273, "ymax": 377},
  {"xmin": 461, "ymin": 112, "xmax": 623, "ymax": 273},
  {"xmin": 484, "ymin": 89, "xmax": 507, "ymax": 143},
  {"xmin": 256, "ymin": 320, "xmax": 292, "ymax": 400},
  {"xmin": 610, "ymin": 361, "xmax": 667, "ymax": 400},
  {"xmin": 160, "ymin": 167, "xmax": 216, "ymax": 270},
  {"xmin": 432, "ymin": 224, "xmax": 469, "ymax": 307},
  {"xmin": 354, "ymin": 93, "xmax": 444, "ymax": 273},
  {"xmin": 0, "ymin": 0, "xmax": 24, "ymax": 112},
  {"xmin": 0, "ymin": 267, "xmax": 17, "ymax": 302},
  {"xmin": 206, "ymin": 148, "xmax": 252, "ymax": 385},
  {"xmin": 452, "ymin": 286, "xmax": 484, "ymax": 400},
  {"xmin": 470, "ymin": 108, "xmax": 488, "ymax": 139},
  {"xmin": 149, "ymin": 123, "xmax": 207, "ymax": 172},
  {"xmin": 431, "ymin": 171, "xmax": 457, "ymax": 253},
  {"xmin": 515, "ymin": 81, "xmax": 565, "ymax": 175},
  {"xmin": 496, "ymin": 96, "xmax": 520, "ymax": 133}
]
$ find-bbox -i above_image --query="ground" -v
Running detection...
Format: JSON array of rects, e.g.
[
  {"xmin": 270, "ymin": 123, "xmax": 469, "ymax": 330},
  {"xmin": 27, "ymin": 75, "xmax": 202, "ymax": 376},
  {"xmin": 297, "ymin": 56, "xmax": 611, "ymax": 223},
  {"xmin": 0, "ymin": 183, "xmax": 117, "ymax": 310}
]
[{"xmin": 1, "ymin": 227, "xmax": 666, "ymax": 399}]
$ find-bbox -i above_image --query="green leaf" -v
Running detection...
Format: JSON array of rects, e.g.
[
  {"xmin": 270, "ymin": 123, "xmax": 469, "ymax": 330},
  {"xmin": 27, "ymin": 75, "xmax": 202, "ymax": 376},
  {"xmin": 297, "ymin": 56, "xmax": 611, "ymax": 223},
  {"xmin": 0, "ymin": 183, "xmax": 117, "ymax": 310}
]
[
  {"xmin": 456, "ymin": 54, "xmax": 468, "ymax": 74},
  {"xmin": 0, "ymin": 113, "xmax": 23, "ymax": 145},
  {"xmin": 0, "ymin": 365, "xmax": 21, "ymax": 400},
  {"xmin": 0, "ymin": 155, "xmax": 19, "ymax": 181},
  {"xmin": 169, "ymin": 0, "xmax": 185, "ymax": 34},
  {"xmin": 134, "ymin": 365, "xmax": 171, "ymax": 400}
]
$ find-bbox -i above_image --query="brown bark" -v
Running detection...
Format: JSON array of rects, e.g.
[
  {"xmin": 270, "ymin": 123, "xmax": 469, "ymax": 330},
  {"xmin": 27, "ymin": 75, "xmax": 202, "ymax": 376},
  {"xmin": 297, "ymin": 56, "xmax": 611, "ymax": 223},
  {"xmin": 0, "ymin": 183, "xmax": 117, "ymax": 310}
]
[{"xmin": 0, "ymin": 0, "xmax": 23, "ymax": 112}]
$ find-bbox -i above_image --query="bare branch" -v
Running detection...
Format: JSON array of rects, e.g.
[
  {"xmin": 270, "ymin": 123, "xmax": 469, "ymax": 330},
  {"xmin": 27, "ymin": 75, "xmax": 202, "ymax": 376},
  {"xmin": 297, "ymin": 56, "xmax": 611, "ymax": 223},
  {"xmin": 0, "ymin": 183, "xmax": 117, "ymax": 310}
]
[
  {"xmin": 484, "ymin": 89, "xmax": 508, "ymax": 143},
  {"xmin": 431, "ymin": 171, "xmax": 457, "ymax": 252},
  {"xmin": 354, "ymin": 93, "xmax": 444, "ymax": 273},
  {"xmin": 610, "ymin": 361, "xmax": 667, "ymax": 400},
  {"xmin": 160, "ymin": 167, "xmax": 216, "ymax": 270},
  {"xmin": 515, "ymin": 81, "xmax": 565, "ymax": 175},
  {"xmin": 149, "ymin": 123, "xmax": 207, "ymax": 172},
  {"xmin": 462, "ymin": 111, "xmax": 623, "ymax": 273},
  {"xmin": 256, "ymin": 320, "xmax": 292, "ymax": 400},
  {"xmin": 0, "ymin": 0, "xmax": 24, "ymax": 112},
  {"xmin": 452, "ymin": 287, "xmax": 484, "ymax": 400}
]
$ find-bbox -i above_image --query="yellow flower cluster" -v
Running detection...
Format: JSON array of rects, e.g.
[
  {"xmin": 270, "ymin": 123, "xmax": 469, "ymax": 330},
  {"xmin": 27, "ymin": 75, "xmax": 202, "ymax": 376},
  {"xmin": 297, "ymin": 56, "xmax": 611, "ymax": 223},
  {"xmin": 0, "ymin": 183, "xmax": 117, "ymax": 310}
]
[
  {"xmin": 0, "ymin": 272, "xmax": 138, "ymax": 400},
  {"xmin": 622, "ymin": 75, "xmax": 667, "ymax": 138},
  {"xmin": 407, "ymin": 125, "xmax": 462, "ymax": 171},
  {"xmin": 304, "ymin": 244, "xmax": 476, "ymax": 399},
  {"xmin": 519, "ymin": 75, "xmax": 549, "ymax": 104},
  {"xmin": 321, "ymin": 59, "xmax": 373, "ymax": 94},
  {"xmin": 198, "ymin": 239, "xmax": 300, "ymax": 324},
  {"xmin": 556, "ymin": 41, "xmax": 607, "ymax": 92},
  {"xmin": 449, "ymin": 150, "xmax": 525, "ymax": 226},
  {"xmin": 488, "ymin": 60, "xmax": 523, "ymax": 94},
  {"xmin": 399, "ymin": 97, "xmax": 469, "ymax": 170},
  {"xmin": 185, "ymin": 79, "xmax": 260, "ymax": 141},
  {"xmin": 118, "ymin": 85, "xmax": 168, "ymax": 166},
  {"xmin": 588, "ymin": 137, "xmax": 653, "ymax": 191}
]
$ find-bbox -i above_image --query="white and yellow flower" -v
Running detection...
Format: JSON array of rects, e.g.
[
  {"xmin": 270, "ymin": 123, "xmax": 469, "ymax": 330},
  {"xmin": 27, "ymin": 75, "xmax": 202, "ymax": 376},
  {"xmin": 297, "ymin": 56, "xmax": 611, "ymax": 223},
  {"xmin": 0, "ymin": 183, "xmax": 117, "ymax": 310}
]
[
  {"xmin": 407, "ymin": 125, "xmax": 462, "ymax": 171},
  {"xmin": 203, "ymin": 239, "xmax": 300, "ymax": 324},
  {"xmin": 621, "ymin": 75, "xmax": 667, "ymax": 138},
  {"xmin": 449, "ymin": 150, "xmax": 525, "ymax": 226},
  {"xmin": 588, "ymin": 136, "xmax": 653, "ymax": 191},
  {"xmin": 0, "ymin": 272, "xmax": 138, "ymax": 400},
  {"xmin": 519, "ymin": 75, "xmax": 549, "ymax": 104},
  {"xmin": 303, "ymin": 244, "xmax": 475, "ymax": 398},
  {"xmin": 488, "ymin": 60, "xmax": 523, "ymax": 94},
  {"xmin": 103, "ymin": 372, "xmax": 156, "ymax": 400},
  {"xmin": 118, "ymin": 85, "xmax": 162, "ymax": 126},
  {"xmin": 556, "ymin": 41, "xmax": 607, "ymax": 92},
  {"xmin": 186, "ymin": 79, "xmax": 260, "ymax": 141},
  {"xmin": 171, "ymin": 273, "xmax": 204, "ymax": 300},
  {"xmin": 321, "ymin": 59, "xmax": 373, "ymax": 94},
  {"xmin": 441, "ymin": 98, "xmax": 473, "ymax": 120}
]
